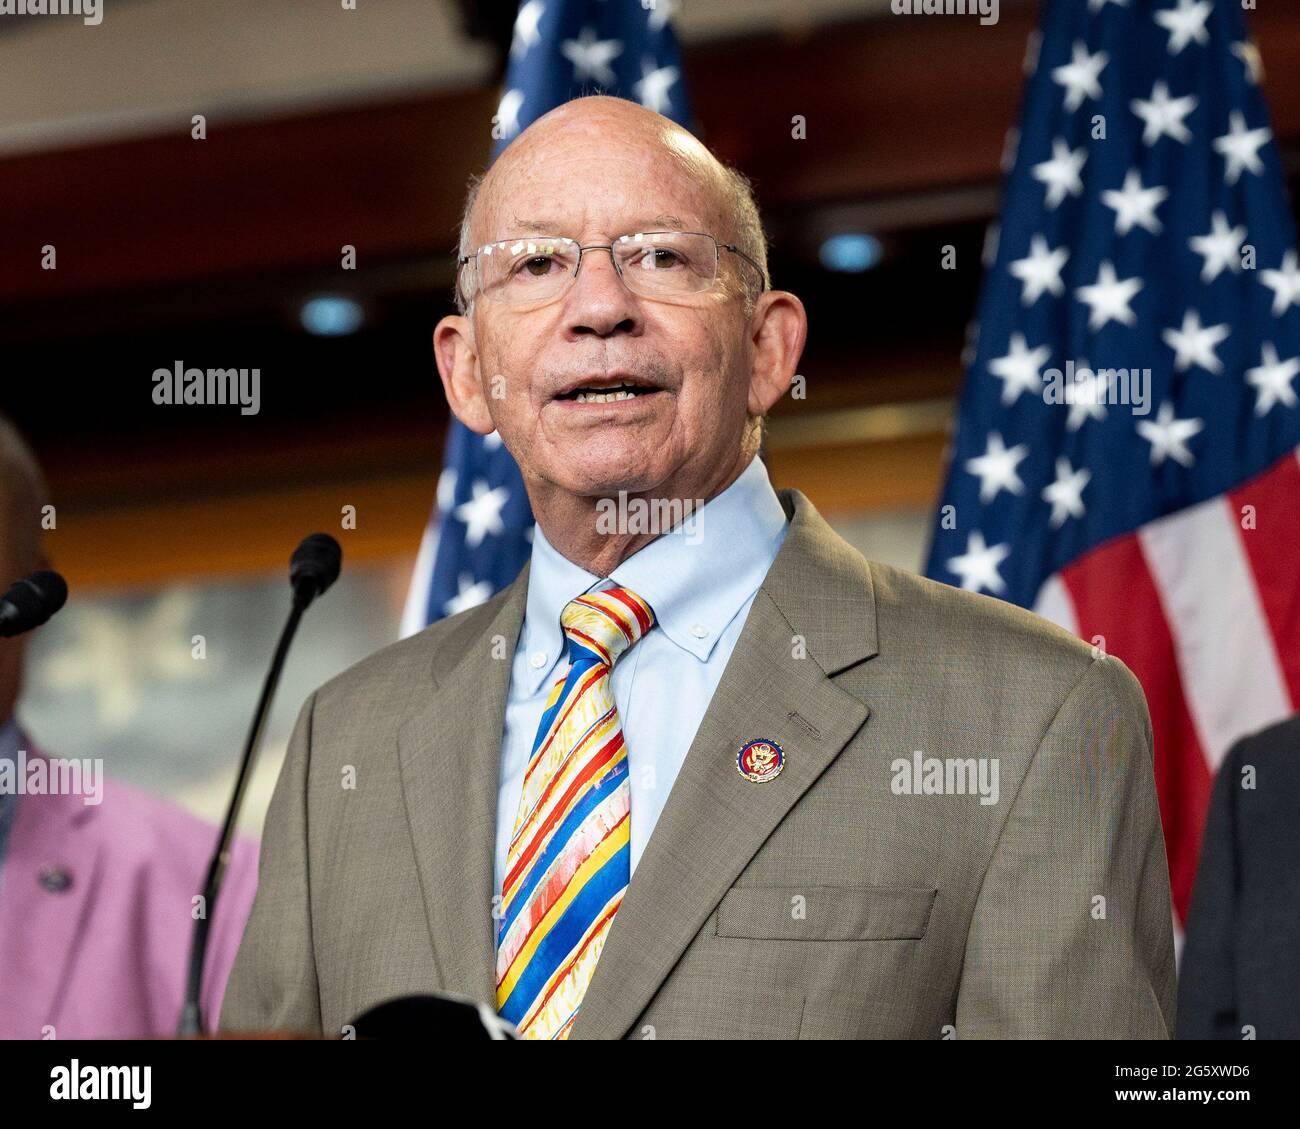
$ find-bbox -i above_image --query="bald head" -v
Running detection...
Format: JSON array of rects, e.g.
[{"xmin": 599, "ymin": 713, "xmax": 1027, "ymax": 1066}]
[
  {"xmin": 433, "ymin": 92, "xmax": 807, "ymax": 578},
  {"xmin": 456, "ymin": 96, "xmax": 767, "ymax": 311},
  {"xmin": 0, "ymin": 414, "xmax": 48, "ymax": 582}
]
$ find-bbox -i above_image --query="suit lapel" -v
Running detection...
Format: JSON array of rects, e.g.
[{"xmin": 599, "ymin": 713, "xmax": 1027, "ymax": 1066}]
[
  {"xmin": 570, "ymin": 490, "xmax": 879, "ymax": 1039},
  {"xmin": 396, "ymin": 566, "xmax": 529, "ymax": 1007}
]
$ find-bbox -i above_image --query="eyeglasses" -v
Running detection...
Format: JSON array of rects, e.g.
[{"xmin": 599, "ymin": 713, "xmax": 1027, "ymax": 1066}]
[{"xmin": 456, "ymin": 230, "xmax": 767, "ymax": 309}]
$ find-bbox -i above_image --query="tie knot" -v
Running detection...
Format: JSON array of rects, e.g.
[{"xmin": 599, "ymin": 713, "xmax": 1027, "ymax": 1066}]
[{"xmin": 560, "ymin": 587, "xmax": 655, "ymax": 667}]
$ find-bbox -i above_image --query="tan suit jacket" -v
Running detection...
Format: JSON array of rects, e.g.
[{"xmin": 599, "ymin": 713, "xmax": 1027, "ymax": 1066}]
[{"xmin": 221, "ymin": 490, "xmax": 1176, "ymax": 1039}]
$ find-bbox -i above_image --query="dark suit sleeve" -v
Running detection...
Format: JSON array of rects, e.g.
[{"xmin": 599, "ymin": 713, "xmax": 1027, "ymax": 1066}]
[
  {"xmin": 219, "ymin": 693, "xmax": 323, "ymax": 1035},
  {"xmin": 1176, "ymin": 741, "xmax": 1242, "ymax": 1039}
]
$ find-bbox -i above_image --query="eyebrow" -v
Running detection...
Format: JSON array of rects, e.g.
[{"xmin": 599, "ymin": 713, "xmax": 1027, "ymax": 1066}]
[{"xmin": 497, "ymin": 213, "xmax": 689, "ymax": 240}]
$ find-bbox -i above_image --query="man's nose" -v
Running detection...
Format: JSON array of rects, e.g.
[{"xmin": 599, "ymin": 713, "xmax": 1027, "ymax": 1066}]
[{"xmin": 564, "ymin": 248, "xmax": 640, "ymax": 338}]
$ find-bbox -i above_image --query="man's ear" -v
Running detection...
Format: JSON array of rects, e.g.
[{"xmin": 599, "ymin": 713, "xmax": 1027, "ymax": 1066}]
[
  {"xmin": 746, "ymin": 290, "xmax": 808, "ymax": 417},
  {"xmin": 434, "ymin": 314, "xmax": 495, "ymax": 435}
]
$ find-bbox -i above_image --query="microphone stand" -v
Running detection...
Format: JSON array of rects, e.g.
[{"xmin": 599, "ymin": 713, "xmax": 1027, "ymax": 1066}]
[{"xmin": 176, "ymin": 587, "xmax": 311, "ymax": 1037}]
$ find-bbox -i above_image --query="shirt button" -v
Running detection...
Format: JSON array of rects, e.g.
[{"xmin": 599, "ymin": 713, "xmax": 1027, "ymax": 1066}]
[
  {"xmin": 691, "ymin": 624, "xmax": 709, "ymax": 639},
  {"xmin": 529, "ymin": 651, "xmax": 547, "ymax": 669},
  {"xmin": 39, "ymin": 866, "xmax": 73, "ymax": 893}
]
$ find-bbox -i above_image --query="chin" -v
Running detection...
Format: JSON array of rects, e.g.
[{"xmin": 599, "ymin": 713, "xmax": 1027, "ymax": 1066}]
[
  {"xmin": 553, "ymin": 460, "xmax": 667, "ymax": 499},
  {"xmin": 539, "ymin": 443, "xmax": 671, "ymax": 498}
]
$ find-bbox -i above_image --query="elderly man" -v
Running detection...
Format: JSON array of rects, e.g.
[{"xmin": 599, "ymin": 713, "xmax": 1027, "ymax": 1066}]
[
  {"xmin": 222, "ymin": 96, "xmax": 1176, "ymax": 1040},
  {"xmin": 0, "ymin": 415, "xmax": 258, "ymax": 1038}
]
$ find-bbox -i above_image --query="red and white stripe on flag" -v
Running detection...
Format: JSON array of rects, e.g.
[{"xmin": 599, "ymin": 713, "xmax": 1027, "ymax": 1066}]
[{"xmin": 1034, "ymin": 446, "xmax": 1300, "ymax": 921}]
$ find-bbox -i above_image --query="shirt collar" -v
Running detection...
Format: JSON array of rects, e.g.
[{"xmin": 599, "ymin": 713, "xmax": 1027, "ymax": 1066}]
[{"xmin": 519, "ymin": 456, "xmax": 788, "ymax": 692}]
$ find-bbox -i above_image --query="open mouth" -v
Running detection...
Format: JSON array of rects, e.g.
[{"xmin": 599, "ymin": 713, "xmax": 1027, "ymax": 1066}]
[{"xmin": 554, "ymin": 382, "xmax": 660, "ymax": 405}]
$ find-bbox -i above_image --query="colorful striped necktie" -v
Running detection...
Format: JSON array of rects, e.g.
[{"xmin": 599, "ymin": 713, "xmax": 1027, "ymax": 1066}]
[{"xmin": 495, "ymin": 585, "xmax": 655, "ymax": 1039}]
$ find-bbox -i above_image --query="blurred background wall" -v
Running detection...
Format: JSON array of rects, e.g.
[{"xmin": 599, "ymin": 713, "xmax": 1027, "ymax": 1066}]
[{"xmin": 2, "ymin": 0, "xmax": 1299, "ymax": 833}]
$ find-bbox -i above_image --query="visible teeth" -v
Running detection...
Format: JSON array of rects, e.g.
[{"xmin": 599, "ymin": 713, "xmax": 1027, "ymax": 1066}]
[{"xmin": 574, "ymin": 389, "xmax": 637, "ymax": 403}]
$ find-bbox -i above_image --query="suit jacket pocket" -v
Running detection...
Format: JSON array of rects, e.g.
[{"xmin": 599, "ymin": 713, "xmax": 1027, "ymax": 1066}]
[{"xmin": 714, "ymin": 885, "xmax": 937, "ymax": 942}]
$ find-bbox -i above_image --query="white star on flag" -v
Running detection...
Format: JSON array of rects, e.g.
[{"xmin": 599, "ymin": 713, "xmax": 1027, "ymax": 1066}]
[
  {"xmin": 561, "ymin": 27, "xmax": 623, "ymax": 87},
  {"xmin": 1154, "ymin": 0, "xmax": 1212, "ymax": 56},
  {"xmin": 633, "ymin": 58, "xmax": 678, "ymax": 114},
  {"xmin": 988, "ymin": 332, "xmax": 1051, "ymax": 405},
  {"xmin": 1162, "ymin": 310, "xmax": 1230, "ymax": 374},
  {"xmin": 1188, "ymin": 210, "xmax": 1246, "ymax": 283},
  {"xmin": 1009, "ymin": 234, "xmax": 1069, "ymax": 305},
  {"xmin": 1052, "ymin": 41, "xmax": 1108, "ymax": 112},
  {"xmin": 1100, "ymin": 169, "xmax": 1169, "ymax": 236},
  {"xmin": 1088, "ymin": 0, "xmax": 1129, "ymax": 12},
  {"xmin": 1042, "ymin": 457, "xmax": 1091, "ymax": 528},
  {"xmin": 511, "ymin": 0, "xmax": 546, "ymax": 59},
  {"xmin": 1032, "ymin": 139, "xmax": 1087, "ymax": 210},
  {"xmin": 1076, "ymin": 261, "xmax": 1143, "ymax": 331},
  {"xmin": 1261, "ymin": 251, "xmax": 1300, "ymax": 317},
  {"xmin": 1137, "ymin": 402, "xmax": 1204, "ymax": 467},
  {"xmin": 1245, "ymin": 343, "xmax": 1300, "ymax": 416},
  {"xmin": 1131, "ymin": 80, "xmax": 1197, "ymax": 146},
  {"xmin": 1065, "ymin": 366, "xmax": 1110, "ymax": 431},
  {"xmin": 496, "ymin": 89, "xmax": 525, "ymax": 139},
  {"xmin": 455, "ymin": 479, "xmax": 510, "ymax": 547},
  {"xmin": 964, "ymin": 432, "xmax": 1030, "ymax": 503},
  {"xmin": 946, "ymin": 532, "xmax": 1011, "ymax": 595},
  {"xmin": 646, "ymin": 0, "xmax": 679, "ymax": 33},
  {"xmin": 1213, "ymin": 111, "xmax": 1271, "ymax": 185}
]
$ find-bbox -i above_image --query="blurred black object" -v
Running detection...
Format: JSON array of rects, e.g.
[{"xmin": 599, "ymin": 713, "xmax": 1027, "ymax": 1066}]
[
  {"xmin": 0, "ymin": 570, "xmax": 67, "ymax": 637},
  {"xmin": 452, "ymin": 0, "xmax": 515, "ymax": 78},
  {"xmin": 349, "ymin": 994, "xmax": 518, "ymax": 1040},
  {"xmin": 289, "ymin": 532, "xmax": 343, "ymax": 609}
]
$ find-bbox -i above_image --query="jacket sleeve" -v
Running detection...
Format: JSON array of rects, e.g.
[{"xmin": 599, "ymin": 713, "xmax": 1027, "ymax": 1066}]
[
  {"xmin": 218, "ymin": 692, "xmax": 323, "ymax": 1036},
  {"xmin": 1175, "ymin": 740, "xmax": 1242, "ymax": 1039},
  {"xmin": 954, "ymin": 653, "xmax": 1177, "ymax": 1038}
]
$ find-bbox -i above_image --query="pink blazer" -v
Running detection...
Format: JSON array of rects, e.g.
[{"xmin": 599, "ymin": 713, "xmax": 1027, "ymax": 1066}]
[{"xmin": 0, "ymin": 744, "xmax": 259, "ymax": 1039}]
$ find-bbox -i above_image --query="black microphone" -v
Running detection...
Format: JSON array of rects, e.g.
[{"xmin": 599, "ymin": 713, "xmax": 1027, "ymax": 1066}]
[
  {"xmin": 290, "ymin": 532, "xmax": 342, "ymax": 610},
  {"xmin": 0, "ymin": 570, "xmax": 68, "ymax": 637},
  {"xmin": 177, "ymin": 534, "xmax": 342, "ymax": 1037}
]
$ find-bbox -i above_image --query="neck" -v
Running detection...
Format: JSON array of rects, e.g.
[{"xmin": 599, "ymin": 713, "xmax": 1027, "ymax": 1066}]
[{"xmin": 530, "ymin": 446, "xmax": 757, "ymax": 577}]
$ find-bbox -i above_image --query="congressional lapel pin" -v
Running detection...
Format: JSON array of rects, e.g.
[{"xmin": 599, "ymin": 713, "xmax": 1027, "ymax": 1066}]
[{"xmin": 737, "ymin": 739, "xmax": 785, "ymax": 783}]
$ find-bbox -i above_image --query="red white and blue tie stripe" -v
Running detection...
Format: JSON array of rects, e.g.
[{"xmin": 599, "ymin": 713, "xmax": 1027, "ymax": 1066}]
[{"xmin": 496, "ymin": 587, "xmax": 654, "ymax": 1039}]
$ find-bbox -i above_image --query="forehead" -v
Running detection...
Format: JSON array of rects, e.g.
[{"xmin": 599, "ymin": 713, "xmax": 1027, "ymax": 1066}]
[{"xmin": 475, "ymin": 120, "xmax": 725, "ymax": 243}]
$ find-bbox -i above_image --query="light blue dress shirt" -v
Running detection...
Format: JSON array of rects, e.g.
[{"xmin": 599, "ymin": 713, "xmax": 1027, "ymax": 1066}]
[{"xmin": 494, "ymin": 455, "xmax": 789, "ymax": 897}]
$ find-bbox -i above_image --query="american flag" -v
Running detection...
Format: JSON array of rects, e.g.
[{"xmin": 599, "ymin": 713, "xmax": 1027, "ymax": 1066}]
[
  {"xmin": 925, "ymin": 0, "xmax": 1300, "ymax": 922},
  {"xmin": 401, "ymin": 0, "xmax": 692, "ymax": 635}
]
